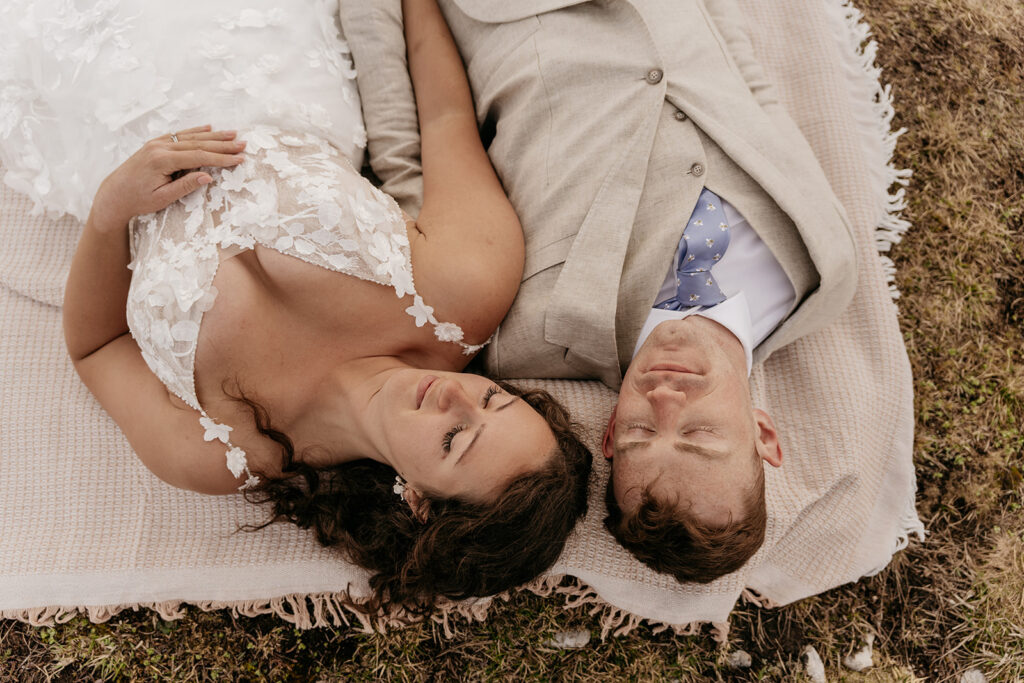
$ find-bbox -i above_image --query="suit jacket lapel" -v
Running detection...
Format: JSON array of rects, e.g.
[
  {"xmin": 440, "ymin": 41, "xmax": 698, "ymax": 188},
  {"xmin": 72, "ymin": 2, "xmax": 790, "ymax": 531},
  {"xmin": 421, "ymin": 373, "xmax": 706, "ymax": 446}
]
[{"xmin": 545, "ymin": 114, "xmax": 661, "ymax": 386}]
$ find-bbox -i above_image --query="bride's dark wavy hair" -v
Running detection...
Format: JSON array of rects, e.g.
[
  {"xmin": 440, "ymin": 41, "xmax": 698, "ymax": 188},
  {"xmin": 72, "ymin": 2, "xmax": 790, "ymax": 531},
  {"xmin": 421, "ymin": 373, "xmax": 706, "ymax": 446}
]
[{"xmin": 237, "ymin": 382, "xmax": 591, "ymax": 614}]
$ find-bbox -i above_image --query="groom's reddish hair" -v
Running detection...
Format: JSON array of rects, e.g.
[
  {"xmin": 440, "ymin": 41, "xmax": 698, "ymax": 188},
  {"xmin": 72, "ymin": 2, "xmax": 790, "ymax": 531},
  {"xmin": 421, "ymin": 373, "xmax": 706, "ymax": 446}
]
[{"xmin": 603, "ymin": 457, "xmax": 766, "ymax": 583}]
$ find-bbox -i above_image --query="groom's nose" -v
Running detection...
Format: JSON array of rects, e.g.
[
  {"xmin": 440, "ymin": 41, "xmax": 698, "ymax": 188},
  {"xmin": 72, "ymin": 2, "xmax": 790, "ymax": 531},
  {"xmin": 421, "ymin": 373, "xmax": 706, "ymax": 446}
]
[{"xmin": 646, "ymin": 384, "xmax": 688, "ymax": 422}]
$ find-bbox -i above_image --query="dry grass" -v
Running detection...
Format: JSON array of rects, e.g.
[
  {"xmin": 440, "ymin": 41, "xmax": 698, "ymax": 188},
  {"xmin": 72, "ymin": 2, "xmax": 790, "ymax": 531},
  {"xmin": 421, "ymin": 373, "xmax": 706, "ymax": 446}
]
[{"xmin": 3, "ymin": 0, "xmax": 1024, "ymax": 680}]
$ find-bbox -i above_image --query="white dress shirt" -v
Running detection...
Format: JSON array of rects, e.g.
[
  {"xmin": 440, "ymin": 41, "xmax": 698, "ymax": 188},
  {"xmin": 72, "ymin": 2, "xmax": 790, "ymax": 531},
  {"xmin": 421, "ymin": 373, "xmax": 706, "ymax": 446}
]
[{"xmin": 632, "ymin": 197, "xmax": 796, "ymax": 375}]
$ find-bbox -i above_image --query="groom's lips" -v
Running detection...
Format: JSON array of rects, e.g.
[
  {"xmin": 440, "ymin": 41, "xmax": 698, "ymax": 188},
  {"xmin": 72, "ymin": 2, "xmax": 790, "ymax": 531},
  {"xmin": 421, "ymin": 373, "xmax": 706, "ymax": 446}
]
[
  {"xmin": 649, "ymin": 364, "xmax": 698, "ymax": 374},
  {"xmin": 416, "ymin": 375, "xmax": 438, "ymax": 409}
]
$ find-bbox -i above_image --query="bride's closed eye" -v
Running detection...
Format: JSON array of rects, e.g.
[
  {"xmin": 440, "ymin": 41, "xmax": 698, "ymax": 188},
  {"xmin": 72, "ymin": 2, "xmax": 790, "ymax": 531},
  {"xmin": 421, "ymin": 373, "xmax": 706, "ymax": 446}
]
[
  {"xmin": 442, "ymin": 424, "xmax": 466, "ymax": 453},
  {"xmin": 443, "ymin": 386, "xmax": 504, "ymax": 453},
  {"xmin": 482, "ymin": 385, "xmax": 501, "ymax": 407}
]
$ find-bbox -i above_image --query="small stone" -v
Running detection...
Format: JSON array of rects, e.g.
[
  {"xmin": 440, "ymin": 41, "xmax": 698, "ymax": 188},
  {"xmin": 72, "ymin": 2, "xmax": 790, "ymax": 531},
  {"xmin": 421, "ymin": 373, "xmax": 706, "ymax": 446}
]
[
  {"xmin": 726, "ymin": 650, "xmax": 752, "ymax": 669},
  {"xmin": 960, "ymin": 669, "xmax": 987, "ymax": 683},
  {"xmin": 545, "ymin": 629, "xmax": 590, "ymax": 649},
  {"xmin": 842, "ymin": 633, "xmax": 875, "ymax": 672},
  {"xmin": 801, "ymin": 645, "xmax": 827, "ymax": 683}
]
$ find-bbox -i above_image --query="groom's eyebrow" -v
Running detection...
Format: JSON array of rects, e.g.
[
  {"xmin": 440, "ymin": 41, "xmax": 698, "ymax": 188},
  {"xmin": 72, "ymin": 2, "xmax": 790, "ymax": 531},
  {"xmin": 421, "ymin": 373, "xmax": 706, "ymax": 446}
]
[
  {"xmin": 617, "ymin": 441, "xmax": 651, "ymax": 457},
  {"xmin": 674, "ymin": 442, "xmax": 725, "ymax": 460}
]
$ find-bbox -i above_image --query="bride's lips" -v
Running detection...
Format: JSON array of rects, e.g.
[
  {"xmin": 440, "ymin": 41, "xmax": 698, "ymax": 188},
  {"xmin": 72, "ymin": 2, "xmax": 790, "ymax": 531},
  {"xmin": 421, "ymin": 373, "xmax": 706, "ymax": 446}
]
[{"xmin": 416, "ymin": 375, "xmax": 438, "ymax": 409}]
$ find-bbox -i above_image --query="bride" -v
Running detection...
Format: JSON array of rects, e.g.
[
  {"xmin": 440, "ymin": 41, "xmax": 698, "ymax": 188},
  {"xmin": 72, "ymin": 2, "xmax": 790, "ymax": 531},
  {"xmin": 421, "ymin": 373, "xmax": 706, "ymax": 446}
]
[{"xmin": 31, "ymin": 0, "xmax": 593, "ymax": 609}]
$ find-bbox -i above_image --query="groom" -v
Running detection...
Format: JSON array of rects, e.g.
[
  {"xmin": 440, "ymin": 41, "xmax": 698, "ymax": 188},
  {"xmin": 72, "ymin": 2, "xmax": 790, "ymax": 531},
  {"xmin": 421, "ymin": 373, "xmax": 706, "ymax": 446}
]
[
  {"xmin": 341, "ymin": 0, "xmax": 859, "ymax": 583},
  {"xmin": 432, "ymin": 0, "xmax": 858, "ymax": 583}
]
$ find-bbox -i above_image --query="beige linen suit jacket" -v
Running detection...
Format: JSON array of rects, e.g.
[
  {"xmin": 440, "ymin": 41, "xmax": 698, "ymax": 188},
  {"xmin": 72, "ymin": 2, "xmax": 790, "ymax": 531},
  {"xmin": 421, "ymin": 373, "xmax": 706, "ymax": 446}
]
[
  {"xmin": 440, "ymin": 0, "xmax": 858, "ymax": 388},
  {"xmin": 338, "ymin": 0, "xmax": 858, "ymax": 389}
]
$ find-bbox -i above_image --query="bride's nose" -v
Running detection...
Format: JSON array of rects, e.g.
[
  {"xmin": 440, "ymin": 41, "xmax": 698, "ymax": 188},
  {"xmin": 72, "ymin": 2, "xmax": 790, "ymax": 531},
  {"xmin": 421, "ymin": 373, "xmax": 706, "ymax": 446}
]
[{"xmin": 437, "ymin": 379, "xmax": 471, "ymax": 411}]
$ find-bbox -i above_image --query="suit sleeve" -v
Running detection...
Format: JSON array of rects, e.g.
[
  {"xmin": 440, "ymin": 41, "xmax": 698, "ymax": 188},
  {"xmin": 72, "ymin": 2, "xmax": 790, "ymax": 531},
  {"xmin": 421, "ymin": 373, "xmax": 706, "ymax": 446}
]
[
  {"xmin": 703, "ymin": 0, "xmax": 781, "ymax": 112},
  {"xmin": 338, "ymin": 0, "xmax": 425, "ymax": 215}
]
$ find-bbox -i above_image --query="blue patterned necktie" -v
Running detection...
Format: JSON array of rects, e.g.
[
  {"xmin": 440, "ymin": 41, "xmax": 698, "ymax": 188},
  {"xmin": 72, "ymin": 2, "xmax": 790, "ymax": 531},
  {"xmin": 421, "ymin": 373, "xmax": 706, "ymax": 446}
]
[{"xmin": 655, "ymin": 188, "xmax": 732, "ymax": 310}]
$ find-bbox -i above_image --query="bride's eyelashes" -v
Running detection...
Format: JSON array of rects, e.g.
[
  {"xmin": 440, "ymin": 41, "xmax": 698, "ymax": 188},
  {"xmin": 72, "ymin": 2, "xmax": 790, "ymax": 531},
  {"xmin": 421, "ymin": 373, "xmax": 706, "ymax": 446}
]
[
  {"xmin": 442, "ymin": 424, "xmax": 466, "ymax": 453},
  {"xmin": 482, "ymin": 385, "xmax": 501, "ymax": 407},
  {"xmin": 442, "ymin": 386, "xmax": 504, "ymax": 453}
]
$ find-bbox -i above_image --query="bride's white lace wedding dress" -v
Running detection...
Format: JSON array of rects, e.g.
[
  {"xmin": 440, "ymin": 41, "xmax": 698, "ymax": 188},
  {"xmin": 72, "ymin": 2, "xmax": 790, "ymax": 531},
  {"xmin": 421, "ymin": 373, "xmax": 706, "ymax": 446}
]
[{"xmin": 0, "ymin": 0, "xmax": 483, "ymax": 487}]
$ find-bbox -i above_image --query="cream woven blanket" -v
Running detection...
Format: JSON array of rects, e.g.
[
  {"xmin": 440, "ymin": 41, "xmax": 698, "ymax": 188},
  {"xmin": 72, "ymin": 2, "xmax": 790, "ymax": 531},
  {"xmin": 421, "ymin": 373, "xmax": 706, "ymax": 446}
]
[{"xmin": 0, "ymin": 0, "xmax": 923, "ymax": 632}]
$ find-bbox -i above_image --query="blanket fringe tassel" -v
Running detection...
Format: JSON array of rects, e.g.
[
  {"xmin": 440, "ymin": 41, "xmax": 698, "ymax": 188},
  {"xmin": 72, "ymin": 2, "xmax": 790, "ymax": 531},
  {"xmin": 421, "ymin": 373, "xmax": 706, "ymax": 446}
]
[
  {"xmin": 0, "ymin": 577, "xmax": 728, "ymax": 643},
  {"xmin": 864, "ymin": 476, "xmax": 928, "ymax": 577},
  {"xmin": 829, "ymin": 0, "xmax": 913, "ymax": 300}
]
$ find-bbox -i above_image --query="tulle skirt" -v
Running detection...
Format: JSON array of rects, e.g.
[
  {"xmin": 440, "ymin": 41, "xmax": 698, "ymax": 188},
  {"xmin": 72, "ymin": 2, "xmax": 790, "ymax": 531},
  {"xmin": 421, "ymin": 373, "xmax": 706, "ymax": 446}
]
[{"xmin": 0, "ymin": 0, "xmax": 366, "ymax": 221}]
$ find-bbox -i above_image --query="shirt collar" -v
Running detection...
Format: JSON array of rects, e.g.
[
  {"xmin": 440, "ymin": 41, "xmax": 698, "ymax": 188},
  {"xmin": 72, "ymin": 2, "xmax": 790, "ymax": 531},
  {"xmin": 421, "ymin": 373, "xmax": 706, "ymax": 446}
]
[{"xmin": 632, "ymin": 293, "xmax": 754, "ymax": 375}]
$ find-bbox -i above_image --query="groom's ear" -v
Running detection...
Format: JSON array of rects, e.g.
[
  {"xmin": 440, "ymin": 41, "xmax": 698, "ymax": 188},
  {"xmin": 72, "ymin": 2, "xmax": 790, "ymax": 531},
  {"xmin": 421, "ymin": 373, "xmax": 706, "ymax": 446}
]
[
  {"xmin": 753, "ymin": 408, "xmax": 783, "ymax": 468},
  {"xmin": 403, "ymin": 487, "xmax": 431, "ymax": 523},
  {"xmin": 601, "ymin": 405, "xmax": 618, "ymax": 460}
]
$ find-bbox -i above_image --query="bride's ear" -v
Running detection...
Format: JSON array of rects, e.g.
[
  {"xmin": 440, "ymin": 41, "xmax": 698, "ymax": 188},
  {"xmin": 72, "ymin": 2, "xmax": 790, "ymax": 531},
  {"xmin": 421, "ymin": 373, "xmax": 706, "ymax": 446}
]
[{"xmin": 403, "ymin": 487, "xmax": 431, "ymax": 523}]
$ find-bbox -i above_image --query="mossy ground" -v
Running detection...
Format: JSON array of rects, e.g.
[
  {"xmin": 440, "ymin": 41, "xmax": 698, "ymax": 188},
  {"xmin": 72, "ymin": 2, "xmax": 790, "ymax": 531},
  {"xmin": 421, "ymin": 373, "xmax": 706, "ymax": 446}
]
[{"xmin": 3, "ymin": 0, "xmax": 1023, "ymax": 680}]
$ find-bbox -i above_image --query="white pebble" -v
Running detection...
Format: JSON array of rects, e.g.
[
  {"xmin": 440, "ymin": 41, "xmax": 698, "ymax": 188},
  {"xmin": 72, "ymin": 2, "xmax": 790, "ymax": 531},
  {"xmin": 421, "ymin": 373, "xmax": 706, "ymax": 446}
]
[
  {"xmin": 960, "ymin": 669, "xmax": 987, "ymax": 683},
  {"xmin": 801, "ymin": 645, "xmax": 827, "ymax": 683},
  {"xmin": 726, "ymin": 650, "xmax": 752, "ymax": 669},
  {"xmin": 545, "ymin": 629, "xmax": 591, "ymax": 649},
  {"xmin": 842, "ymin": 633, "xmax": 875, "ymax": 672}
]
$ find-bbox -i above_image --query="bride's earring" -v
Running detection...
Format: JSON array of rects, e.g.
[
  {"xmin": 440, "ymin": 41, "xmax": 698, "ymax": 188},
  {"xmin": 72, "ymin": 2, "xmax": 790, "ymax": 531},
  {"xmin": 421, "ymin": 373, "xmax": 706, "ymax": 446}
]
[{"xmin": 393, "ymin": 475, "xmax": 407, "ymax": 497}]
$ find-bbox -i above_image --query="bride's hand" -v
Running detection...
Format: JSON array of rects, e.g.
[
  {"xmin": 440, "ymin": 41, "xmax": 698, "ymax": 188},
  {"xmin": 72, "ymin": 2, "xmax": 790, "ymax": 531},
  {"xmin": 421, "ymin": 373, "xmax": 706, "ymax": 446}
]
[{"xmin": 88, "ymin": 126, "xmax": 246, "ymax": 233}]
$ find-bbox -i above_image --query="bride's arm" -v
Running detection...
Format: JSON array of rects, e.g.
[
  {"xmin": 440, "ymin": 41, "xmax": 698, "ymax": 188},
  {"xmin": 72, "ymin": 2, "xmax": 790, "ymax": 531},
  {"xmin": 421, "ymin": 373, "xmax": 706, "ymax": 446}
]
[
  {"xmin": 63, "ymin": 129, "xmax": 250, "ymax": 494},
  {"xmin": 401, "ymin": 0, "xmax": 524, "ymax": 339},
  {"xmin": 64, "ymin": 127, "xmax": 244, "ymax": 361}
]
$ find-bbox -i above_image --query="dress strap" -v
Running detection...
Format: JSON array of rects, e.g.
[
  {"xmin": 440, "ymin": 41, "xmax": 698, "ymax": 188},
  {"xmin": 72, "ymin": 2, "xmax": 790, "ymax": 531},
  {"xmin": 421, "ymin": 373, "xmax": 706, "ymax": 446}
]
[{"xmin": 199, "ymin": 413, "xmax": 258, "ymax": 490}]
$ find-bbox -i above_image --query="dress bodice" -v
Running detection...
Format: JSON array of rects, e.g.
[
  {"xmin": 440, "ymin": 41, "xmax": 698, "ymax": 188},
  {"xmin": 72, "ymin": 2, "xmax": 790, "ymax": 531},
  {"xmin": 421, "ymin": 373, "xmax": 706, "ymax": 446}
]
[
  {"xmin": 127, "ymin": 126, "xmax": 485, "ymax": 488},
  {"xmin": 128, "ymin": 125, "xmax": 484, "ymax": 415}
]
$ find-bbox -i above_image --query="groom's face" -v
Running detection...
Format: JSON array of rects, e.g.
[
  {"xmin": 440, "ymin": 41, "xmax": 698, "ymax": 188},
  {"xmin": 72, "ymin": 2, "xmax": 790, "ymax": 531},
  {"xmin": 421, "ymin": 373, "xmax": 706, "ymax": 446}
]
[{"xmin": 603, "ymin": 317, "xmax": 781, "ymax": 525}]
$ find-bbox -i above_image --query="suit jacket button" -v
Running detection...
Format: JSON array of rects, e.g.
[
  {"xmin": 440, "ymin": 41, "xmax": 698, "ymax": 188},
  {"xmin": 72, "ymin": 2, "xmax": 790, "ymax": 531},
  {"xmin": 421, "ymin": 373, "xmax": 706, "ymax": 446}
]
[
  {"xmin": 689, "ymin": 162, "xmax": 705, "ymax": 177},
  {"xmin": 674, "ymin": 110, "xmax": 687, "ymax": 121},
  {"xmin": 646, "ymin": 68, "xmax": 664, "ymax": 84}
]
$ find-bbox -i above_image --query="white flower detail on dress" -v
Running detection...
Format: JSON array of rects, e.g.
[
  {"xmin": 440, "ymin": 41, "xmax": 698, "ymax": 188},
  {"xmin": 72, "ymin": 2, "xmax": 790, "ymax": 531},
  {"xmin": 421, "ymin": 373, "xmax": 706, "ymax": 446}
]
[
  {"xmin": 200, "ymin": 43, "xmax": 230, "ymax": 60},
  {"xmin": 390, "ymin": 267, "xmax": 415, "ymax": 300},
  {"xmin": 218, "ymin": 165, "xmax": 250, "ymax": 193},
  {"xmin": 405, "ymin": 296, "xmax": 435, "ymax": 327},
  {"xmin": 434, "ymin": 322, "xmax": 464, "ymax": 343},
  {"xmin": 225, "ymin": 446, "xmax": 248, "ymax": 478},
  {"xmin": 243, "ymin": 126, "xmax": 279, "ymax": 152},
  {"xmin": 170, "ymin": 320, "xmax": 200, "ymax": 342},
  {"xmin": 317, "ymin": 202, "xmax": 342, "ymax": 230},
  {"xmin": 200, "ymin": 416, "xmax": 232, "ymax": 444},
  {"xmin": 255, "ymin": 54, "xmax": 282, "ymax": 75},
  {"xmin": 222, "ymin": 8, "xmax": 286, "ymax": 30}
]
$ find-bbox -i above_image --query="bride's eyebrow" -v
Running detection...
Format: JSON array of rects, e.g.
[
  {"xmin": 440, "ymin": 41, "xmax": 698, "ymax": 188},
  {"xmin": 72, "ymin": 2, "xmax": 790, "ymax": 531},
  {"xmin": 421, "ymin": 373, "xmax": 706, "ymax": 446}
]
[
  {"xmin": 457, "ymin": 424, "xmax": 486, "ymax": 464},
  {"xmin": 459, "ymin": 397, "xmax": 520, "ymax": 463},
  {"xmin": 495, "ymin": 397, "xmax": 519, "ymax": 412}
]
